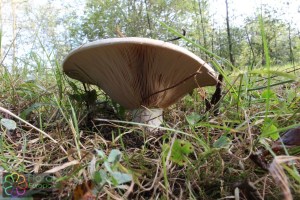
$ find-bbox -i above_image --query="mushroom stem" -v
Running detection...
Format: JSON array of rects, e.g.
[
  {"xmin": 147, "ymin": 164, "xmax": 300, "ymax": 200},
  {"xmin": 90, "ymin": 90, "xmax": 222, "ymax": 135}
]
[{"xmin": 132, "ymin": 108, "xmax": 163, "ymax": 131}]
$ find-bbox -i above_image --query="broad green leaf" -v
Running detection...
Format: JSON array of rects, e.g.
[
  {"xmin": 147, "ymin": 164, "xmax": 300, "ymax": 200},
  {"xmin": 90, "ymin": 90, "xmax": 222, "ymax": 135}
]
[
  {"xmin": 94, "ymin": 171, "xmax": 102, "ymax": 183},
  {"xmin": 111, "ymin": 171, "xmax": 132, "ymax": 185},
  {"xmin": 100, "ymin": 170, "xmax": 108, "ymax": 184},
  {"xmin": 170, "ymin": 139, "xmax": 194, "ymax": 166},
  {"xmin": 261, "ymin": 89, "xmax": 277, "ymax": 100},
  {"xmin": 186, "ymin": 112, "xmax": 201, "ymax": 126},
  {"xmin": 94, "ymin": 169, "xmax": 107, "ymax": 185},
  {"xmin": 261, "ymin": 120, "xmax": 279, "ymax": 140},
  {"xmin": 20, "ymin": 103, "xmax": 46, "ymax": 119},
  {"xmin": 107, "ymin": 149, "xmax": 122, "ymax": 163},
  {"xmin": 1, "ymin": 118, "xmax": 17, "ymax": 130},
  {"xmin": 213, "ymin": 135, "xmax": 231, "ymax": 149},
  {"xmin": 95, "ymin": 149, "xmax": 106, "ymax": 159},
  {"xmin": 104, "ymin": 161, "xmax": 112, "ymax": 173}
]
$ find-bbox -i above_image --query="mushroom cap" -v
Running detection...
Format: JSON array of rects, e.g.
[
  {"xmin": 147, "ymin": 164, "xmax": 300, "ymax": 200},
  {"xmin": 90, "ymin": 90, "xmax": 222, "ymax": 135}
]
[
  {"xmin": 279, "ymin": 127, "xmax": 300, "ymax": 146},
  {"xmin": 63, "ymin": 37, "xmax": 217, "ymax": 109}
]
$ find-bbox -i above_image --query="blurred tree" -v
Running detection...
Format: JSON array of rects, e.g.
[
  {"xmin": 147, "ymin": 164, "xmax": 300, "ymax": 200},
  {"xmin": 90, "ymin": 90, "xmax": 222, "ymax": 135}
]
[
  {"xmin": 68, "ymin": 0, "xmax": 195, "ymax": 45},
  {"xmin": 0, "ymin": 0, "xmax": 2, "ymax": 61},
  {"xmin": 225, "ymin": 0, "xmax": 234, "ymax": 66},
  {"xmin": 190, "ymin": 0, "xmax": 219, "ymax": 60},
  {"xmin": 244, "ymin": 11, "xmax": 292, "ymax": 66},
  {"xmin": 1, "ymin": 0, "xmax": 299, "ymax": 71},
  {"xmin": 11, "ymin": 0, "xmax": 16, "ymax": 67}
]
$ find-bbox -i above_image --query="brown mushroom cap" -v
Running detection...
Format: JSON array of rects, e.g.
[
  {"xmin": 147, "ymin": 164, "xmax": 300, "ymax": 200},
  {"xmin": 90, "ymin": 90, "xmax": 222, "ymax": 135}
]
[{"xmin": 63, "ymin": 37, "xmax": 217, "ymax": 109}]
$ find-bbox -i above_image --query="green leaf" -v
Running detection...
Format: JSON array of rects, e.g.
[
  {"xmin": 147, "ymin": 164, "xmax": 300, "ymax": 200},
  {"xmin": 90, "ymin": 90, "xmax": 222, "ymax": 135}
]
[
  {"xmin": 68, "ymin": 81, "xmax": 79, "ymax": 92},
  {"xmin": 0, "ymin": 118, "xmax": 17, "ymax": 130},
  {"xmin": 261, "ymin": 119, "xmax": 279, "ymax": 140},
  {"xmin": 107, "ymin": 149, "xmax": 122, "ymax": 163},
  {"xmin": 110, "ymin": 171, "xmax": 132, "ymax": 185},
  {"xmin": 213, "ymin": 135, "xmax": 231, "ymax": 149},
  {"xmin": 186, "ymin": 112, "xmax": 201, "ymax": 126},
  {"xmin": 94, "ymin": 169, "xmax": 107, "ymax": 185},
  {"xmin": 94, "ymin": 171, "xmax": 102, "ymax": 183},
  {"xmin": 261, "ymin": 89, "xmax": 277, "ymax": 100},
  {"xmin": 69, "ymin": 93, "xmax": 84, "ymax": 102},
  {"xmin": 282, "ymin": 165, "xmax": 300, "ymax": 184},
  {"xmin": 104, "ymin": 161, "xmax": 112, "ymax": 173},
  {"xmin": 170, "ymin": 139, "xmax": 194, "ymax": 166},
  {"xmin": 20, "ymin": 103, "xmax": 46, "ymax": 119},
  {"xmin": 99, "ymin": 170, "xmax": 107, "ymax": 183},
  {"xmin": 95, "ymin": 149, "xmax": 106, "ymax": 159}
]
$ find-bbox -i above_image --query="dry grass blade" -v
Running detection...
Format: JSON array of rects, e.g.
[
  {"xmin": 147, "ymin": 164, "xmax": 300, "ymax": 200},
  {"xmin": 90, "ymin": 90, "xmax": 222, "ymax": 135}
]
[
  {"xmin": 45, "ymin": 160, "xmax": 80, "ymax": 173},
  {"xmin": 0, "ymin": 106, "xmax": 67, "ymax": 154},
  {"xmin": 103, "ymin": 187, "xmax": 123, "ymax": 200},
  {"xmin": 269, "ymin": 156, "xmax": 300, "ymax": 200},
  {"xmin": 0, "ymin": 106, "xmax": 56, "ymax": 142}
]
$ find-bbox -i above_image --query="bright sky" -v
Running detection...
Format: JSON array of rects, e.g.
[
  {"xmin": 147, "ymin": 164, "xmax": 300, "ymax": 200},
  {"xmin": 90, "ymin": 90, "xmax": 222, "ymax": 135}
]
[
  {"xmin": 3, "ymin": 0, "xmax": 300, "ymax": 35},
  {"xmin": 210, "ymin": 0, "xmax": 300, "ymax": 28}
]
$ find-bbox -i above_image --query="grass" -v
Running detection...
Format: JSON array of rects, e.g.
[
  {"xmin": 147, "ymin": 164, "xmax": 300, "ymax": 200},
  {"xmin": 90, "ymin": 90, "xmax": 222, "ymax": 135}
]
[{"xmin": 0, "ymin": 22, "xmax": 300, "ymax": 200}]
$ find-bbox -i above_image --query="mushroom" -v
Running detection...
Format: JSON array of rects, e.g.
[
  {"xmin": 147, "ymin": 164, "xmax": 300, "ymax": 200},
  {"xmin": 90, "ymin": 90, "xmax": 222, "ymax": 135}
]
[
  {"xmin": 273, "ymin": 127, "xmax": 300, "ymax": 148},
  {"xmin": 63, "ymin": 37, "xmax": 217, "ymax": 130}
]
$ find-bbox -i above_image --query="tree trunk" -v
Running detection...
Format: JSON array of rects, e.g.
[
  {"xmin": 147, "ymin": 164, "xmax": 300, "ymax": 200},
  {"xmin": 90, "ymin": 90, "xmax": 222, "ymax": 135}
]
[
  {"xmin": 225, "ymin": 0, "xmax": 235, "ymax": 66},
  {"xmin": 198, "ymin": 0, "xmax": 208, "ymax": 59},
  {"xmin": 0, "ymin": 0, "xmax": 2, "ymax": 61},
  {"xmin": 144, "ymin": 0, "xmax": 152, "ymax": 38},
  {"xmin": 261, "ymin": 37, "xmax": 265, "ymax": 66},
  {"xmin": 218, "ymin": 28, "xmax": 222, "ymax": 57},
  {"xmin": 211, "ymin": 29, "xmax": 214, "ymax": 54},
  {"xmin": 11, "ymin": 0, "xmax": 17, "ymax": 68},
  {"xmin": 245, "ymin": 27, "xmax": 255, "ymax": 67},
  {"xmin": 288, "ymin": 23, "xmax": 294, "ymax": 66}
]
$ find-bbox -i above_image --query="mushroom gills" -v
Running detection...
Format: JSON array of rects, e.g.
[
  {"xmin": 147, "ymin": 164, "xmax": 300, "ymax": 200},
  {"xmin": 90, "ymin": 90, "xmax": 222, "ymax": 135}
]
[{"xmin": 132, "ymin": 108, "xmax": 163, "ymax": 131}]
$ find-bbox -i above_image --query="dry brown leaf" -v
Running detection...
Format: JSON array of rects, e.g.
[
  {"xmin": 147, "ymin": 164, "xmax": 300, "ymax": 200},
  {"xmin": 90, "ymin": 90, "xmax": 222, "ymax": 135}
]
[{"xmin": 72, "ymin": 180, "xmax": 95, "ymax": 200}]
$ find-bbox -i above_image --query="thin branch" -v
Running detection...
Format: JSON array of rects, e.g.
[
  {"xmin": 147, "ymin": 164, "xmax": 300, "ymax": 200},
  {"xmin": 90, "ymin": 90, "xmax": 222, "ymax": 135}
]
[{"xmin": 165, "ymin": 29, "xmax": 186, "ymax": 42}]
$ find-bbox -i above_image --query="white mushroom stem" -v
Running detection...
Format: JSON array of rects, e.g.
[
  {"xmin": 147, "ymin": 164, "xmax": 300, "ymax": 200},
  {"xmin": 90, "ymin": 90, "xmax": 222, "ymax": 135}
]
[{"xmin": 132, "ymin": 108, "xmax": 163, "ymax": 131}]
